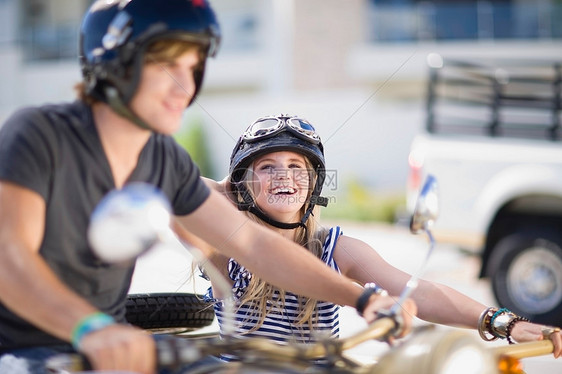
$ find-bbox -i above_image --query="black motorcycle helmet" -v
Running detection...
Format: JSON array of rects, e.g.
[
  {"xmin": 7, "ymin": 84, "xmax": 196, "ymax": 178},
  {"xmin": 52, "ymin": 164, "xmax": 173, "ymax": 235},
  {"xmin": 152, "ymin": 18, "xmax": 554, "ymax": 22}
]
[
  {"xmin": 229, "ymin": 115, "xmax": 329, "ymax": 230},
  {"xmin": 79, "ymin": 0, "xmax": 220, "ymax": 128}
]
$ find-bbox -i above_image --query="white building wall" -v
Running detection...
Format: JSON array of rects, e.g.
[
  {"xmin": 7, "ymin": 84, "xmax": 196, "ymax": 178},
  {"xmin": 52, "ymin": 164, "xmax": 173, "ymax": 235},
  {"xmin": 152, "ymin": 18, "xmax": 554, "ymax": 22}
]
[{"xmin": 1, "ymin": 0, "xmax": 562, "ymax": 191}]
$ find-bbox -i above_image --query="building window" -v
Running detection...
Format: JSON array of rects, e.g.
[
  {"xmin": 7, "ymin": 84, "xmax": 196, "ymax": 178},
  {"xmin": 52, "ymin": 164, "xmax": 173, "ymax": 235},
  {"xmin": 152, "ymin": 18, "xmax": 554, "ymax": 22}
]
[
  {"xmin": 20, "ymin": 0, "xmax": 90, "ymax": 61},
  {"xmin": 367, "ymin": 0, "xmax": 562, "ymax": 43}
]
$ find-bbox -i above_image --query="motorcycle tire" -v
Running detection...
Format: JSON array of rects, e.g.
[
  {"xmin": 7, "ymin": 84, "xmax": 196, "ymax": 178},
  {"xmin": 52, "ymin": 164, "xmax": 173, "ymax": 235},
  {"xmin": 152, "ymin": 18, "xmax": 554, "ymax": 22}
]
[
  {"xmin": 126, "ymin": 293, "xmax": 215, "ymax": 330},
  {"xmin": 487, "ymin": 229, "xmax": 562, "ymax": 326}
]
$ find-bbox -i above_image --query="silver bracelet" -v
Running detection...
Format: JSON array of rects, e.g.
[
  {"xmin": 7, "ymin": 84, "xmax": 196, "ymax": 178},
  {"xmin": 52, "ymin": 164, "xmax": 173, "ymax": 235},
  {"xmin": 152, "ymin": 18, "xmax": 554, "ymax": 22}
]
[
  {"xmin": 477, "ymin": 307, "xmax": 498, "ymax": 341},
  {"xmin": 491, "ymin": 311, "xmax": 517, "ymax": 338}
]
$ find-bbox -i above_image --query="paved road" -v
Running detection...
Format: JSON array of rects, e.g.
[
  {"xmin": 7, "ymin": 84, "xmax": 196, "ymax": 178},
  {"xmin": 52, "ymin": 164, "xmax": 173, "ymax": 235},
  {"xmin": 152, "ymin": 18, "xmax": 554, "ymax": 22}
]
[{"xmin": 130, "ymin": 222, "xmax": 562, "ymax": 373}]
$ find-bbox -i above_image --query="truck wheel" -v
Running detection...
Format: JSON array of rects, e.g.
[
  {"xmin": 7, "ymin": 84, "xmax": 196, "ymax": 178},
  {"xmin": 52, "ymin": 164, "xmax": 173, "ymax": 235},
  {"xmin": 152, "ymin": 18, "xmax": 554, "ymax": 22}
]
[
  {"xmin": 488, "ymin": 231, "xmax": 562, "ymax": 325},
  {"xmin": 126, "ymin": 293, "xmax": 215, "ymax": 330}
]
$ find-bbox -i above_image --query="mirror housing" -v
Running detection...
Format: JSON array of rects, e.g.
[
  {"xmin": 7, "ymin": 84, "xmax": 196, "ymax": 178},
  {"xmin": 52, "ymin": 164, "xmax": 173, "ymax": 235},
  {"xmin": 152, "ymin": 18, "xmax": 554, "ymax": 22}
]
[
  {"xmin": 410, "ymin": 174, "xmax": 439, "ymax": 234},
  {"xmin": 88, "ymin": 183, "xmax": 171, "ymax": 263}
]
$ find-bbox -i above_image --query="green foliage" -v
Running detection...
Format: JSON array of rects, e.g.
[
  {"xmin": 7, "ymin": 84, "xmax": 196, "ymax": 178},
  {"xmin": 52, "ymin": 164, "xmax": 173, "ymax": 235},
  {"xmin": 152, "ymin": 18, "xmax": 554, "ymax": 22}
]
[
  {"xmin": 321, "ymin": 178, "xmax": 405, "ymax": 223},
  {"xmin": 174, "ymin": 118, "xmax": 215, "ymax": 178}
]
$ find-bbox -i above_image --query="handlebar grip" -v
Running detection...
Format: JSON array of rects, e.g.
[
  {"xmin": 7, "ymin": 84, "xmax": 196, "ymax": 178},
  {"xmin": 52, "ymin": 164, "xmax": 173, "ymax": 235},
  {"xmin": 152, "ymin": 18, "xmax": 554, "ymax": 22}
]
[
  {"xmin": 494, "ymin": 340, "xmax": 554, "ymax": 359},
  {"xmin": 341, "ymin": 317, "xmax": 397, "ymax": 351}
]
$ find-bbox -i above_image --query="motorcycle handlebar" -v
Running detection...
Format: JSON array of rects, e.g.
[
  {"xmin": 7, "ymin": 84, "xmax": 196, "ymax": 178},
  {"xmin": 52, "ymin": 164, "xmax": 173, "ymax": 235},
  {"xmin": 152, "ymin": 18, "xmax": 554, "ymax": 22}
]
[
  {"xmin": 45, "ymin": 319, "xmax": 556, "ymax": 373},
  {"xmin": 494, "ymin": 340, "xmax": 554, "ymax": 359},
  {"xmin": 45, "ymin": 317, "xmax": 399, "ymax": 372}
]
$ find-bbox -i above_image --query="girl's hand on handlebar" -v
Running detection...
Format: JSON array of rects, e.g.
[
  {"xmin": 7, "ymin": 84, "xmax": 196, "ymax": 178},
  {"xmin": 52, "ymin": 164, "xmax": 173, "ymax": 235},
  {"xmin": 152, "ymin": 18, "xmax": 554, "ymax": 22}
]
[
  {"xmin": 80, "ymin": 324, "xmax": 156, "ymax": 374},
  {"xmin": 510, "ymin": 322, "xmax": 562, "ymax": 358},
  {"xmin": 363, "ymin": 294, "xmax": 418, "ymax": 337}
]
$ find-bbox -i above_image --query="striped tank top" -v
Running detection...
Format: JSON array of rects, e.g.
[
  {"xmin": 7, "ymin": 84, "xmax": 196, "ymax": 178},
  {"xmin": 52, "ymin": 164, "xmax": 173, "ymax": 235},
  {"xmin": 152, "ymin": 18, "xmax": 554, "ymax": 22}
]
[{"xmin": 205, "ymin": 226, "xmax": 343, "ymax": 349}]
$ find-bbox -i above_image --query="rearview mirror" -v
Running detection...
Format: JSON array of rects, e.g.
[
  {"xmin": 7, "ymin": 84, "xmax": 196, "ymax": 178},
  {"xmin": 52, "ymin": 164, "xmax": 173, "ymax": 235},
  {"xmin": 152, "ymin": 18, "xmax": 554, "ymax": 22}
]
[
  {"xmin": 87, "ymin": 182, "xmax": 238, "ymax": 336},
  {"xmin": 410, "ymin": 175, "xmax": 439, "ymax": 235},
  {"xmin": 88, "ymin": 183, "xmax": 171, "ymax": 263}
]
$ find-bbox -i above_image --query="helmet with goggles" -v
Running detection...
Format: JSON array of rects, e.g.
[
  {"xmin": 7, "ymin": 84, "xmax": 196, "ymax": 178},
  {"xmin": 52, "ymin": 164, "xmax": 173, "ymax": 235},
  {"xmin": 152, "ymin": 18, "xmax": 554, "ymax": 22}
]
[
  {"xmin": 79, "ymin": 0, "xmax": 220, "ymax": 128},
  {"xmin": 229, "ymin": 115, "xmax": 328, "ymax": 230}
]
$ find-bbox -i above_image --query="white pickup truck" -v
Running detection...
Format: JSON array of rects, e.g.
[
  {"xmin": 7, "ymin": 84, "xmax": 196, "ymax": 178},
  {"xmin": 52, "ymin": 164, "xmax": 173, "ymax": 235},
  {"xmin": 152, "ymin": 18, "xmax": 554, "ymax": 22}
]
[{"xmin": 407, "ymin": 56, "xmax": 562, "ymax": 326}]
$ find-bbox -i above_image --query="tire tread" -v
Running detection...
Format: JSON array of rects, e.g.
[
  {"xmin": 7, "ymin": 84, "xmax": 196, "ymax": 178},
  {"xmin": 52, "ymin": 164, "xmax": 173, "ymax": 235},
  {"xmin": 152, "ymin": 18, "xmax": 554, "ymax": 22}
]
[{"xmin": 126, "ymin": 292, "xmax": 215, "ymax": 329}]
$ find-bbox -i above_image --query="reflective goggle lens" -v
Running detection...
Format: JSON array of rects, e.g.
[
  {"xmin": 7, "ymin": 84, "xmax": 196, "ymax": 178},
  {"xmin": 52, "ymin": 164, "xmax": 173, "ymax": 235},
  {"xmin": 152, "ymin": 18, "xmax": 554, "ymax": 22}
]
[
  {"xmin": 287, "ymin": 118, "xmax": 319, "ymax": 139},
  {"xmin": 289, "ymin": 118, "xmax": 315, "ymax": 132},
  {"xmin": 245, "ymin": 118, "xmax": 281, "ymax": 139}
]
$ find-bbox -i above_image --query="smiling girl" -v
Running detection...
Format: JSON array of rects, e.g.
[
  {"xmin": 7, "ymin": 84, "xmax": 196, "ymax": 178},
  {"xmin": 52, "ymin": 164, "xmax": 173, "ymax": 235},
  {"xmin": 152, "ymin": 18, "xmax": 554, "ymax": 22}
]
[
  {"xmin": 203, "ymin": 114, "xmax": 561, "ymax": 360},
  {"xmin": 203, "ymin": 115, "xmax": 415, "ymax": 349}
]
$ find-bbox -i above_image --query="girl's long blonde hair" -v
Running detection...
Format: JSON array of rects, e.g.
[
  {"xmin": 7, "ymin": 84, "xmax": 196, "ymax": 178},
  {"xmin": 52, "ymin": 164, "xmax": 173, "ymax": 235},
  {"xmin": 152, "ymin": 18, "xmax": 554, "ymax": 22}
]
[{"xmin": 234, "ymin": 156, "xmax": 330, "ymax": 333}]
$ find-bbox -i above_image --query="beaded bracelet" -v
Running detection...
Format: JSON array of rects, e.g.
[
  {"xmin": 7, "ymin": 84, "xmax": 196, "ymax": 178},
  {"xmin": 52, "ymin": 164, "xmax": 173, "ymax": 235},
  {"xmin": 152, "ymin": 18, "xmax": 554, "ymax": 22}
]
[
  {"xmin": 71, "ymin": 312, "xmax": 116, "ymax": 350},
  {"xmin": 506, "ymin": 315, "xmax": 530, "ymax": 345},
  {"xmin": 356, "ymin": 283, "xmax": 388, "ymax": 316}
]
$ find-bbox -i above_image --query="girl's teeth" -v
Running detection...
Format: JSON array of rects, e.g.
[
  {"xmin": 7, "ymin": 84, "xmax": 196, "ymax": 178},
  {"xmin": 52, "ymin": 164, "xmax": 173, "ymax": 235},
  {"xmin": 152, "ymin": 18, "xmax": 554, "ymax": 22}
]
[{"xmin": 272, "ymin": 187, "xmax": 295, "ymax": 194}]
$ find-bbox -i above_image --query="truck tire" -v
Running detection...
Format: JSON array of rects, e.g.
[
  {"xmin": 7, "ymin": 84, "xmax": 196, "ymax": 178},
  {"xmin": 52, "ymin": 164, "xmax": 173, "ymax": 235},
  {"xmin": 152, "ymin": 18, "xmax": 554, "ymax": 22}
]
[
  {"xmin": 487, "ymin": 230, "xmax": 562, "ymax": 325},
  {"xmin": 126, "ymin": 293, "xmax": 215, "ymax": 330}
]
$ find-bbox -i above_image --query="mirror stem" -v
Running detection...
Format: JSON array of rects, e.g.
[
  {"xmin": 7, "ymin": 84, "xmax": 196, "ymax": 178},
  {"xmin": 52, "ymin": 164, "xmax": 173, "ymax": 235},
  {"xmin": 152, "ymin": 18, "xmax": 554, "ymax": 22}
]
[{"xmin": 389, "ymin": 228, "xmax": 435, "ymax": 316}]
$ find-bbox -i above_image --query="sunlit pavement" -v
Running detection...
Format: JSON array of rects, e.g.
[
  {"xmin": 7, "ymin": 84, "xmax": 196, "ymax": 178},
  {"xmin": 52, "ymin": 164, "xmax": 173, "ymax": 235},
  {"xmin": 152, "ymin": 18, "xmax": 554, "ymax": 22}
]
[{"xmin": 130, "ymin": 222, "xmax": 562, "ymax": 373}]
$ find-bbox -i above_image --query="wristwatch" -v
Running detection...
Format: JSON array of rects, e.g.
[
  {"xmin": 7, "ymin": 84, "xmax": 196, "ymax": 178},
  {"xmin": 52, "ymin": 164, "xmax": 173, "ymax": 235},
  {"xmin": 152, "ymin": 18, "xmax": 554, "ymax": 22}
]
[{"xmin": 356, "ymin": 282, "xmax": 388, "ymax": 316}]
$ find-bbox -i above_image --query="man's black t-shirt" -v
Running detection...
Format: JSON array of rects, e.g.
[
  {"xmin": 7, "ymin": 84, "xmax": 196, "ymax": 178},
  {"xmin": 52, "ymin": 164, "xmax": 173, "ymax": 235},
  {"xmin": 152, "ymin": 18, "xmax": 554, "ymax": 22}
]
[{"xmin": 0, "ymin": 101, "xmax": 210, "ymax": 348}]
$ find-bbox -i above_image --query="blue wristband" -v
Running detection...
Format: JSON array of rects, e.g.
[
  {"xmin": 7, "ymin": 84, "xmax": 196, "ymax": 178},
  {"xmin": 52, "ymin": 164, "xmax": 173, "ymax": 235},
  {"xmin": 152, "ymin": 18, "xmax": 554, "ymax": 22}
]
[{"xmin": 71, "ymin": 312, "xmax": 116, "ymax": 350}]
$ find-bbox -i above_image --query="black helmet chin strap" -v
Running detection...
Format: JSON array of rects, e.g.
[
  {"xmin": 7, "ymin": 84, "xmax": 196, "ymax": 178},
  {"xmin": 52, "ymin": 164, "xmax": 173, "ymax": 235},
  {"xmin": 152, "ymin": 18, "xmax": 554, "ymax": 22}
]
[
  {"xmin": 105, "ymin": 87, "xmax": 153, "ymax": 131},
  {"xmin": 247, "ymin": 205, "xmax": 304, "ymax": 230}
]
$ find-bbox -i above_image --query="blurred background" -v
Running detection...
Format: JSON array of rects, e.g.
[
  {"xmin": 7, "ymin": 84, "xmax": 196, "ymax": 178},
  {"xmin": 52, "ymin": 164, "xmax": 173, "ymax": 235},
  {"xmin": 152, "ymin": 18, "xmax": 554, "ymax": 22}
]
[
  {"xmin": 0, "ymin": 0, "xmax": 561, "ymax": 220},
  {"xmin": 2, "ymin": 2, "xmax": 562, "ymax": 371}
]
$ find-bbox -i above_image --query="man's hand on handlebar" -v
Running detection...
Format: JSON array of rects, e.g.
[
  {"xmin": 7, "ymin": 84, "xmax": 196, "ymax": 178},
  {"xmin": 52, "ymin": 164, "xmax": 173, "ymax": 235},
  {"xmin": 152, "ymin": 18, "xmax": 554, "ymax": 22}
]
[{"xmin": 80, "ymin": 324, "xmax": 156, "ymax": 374}]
